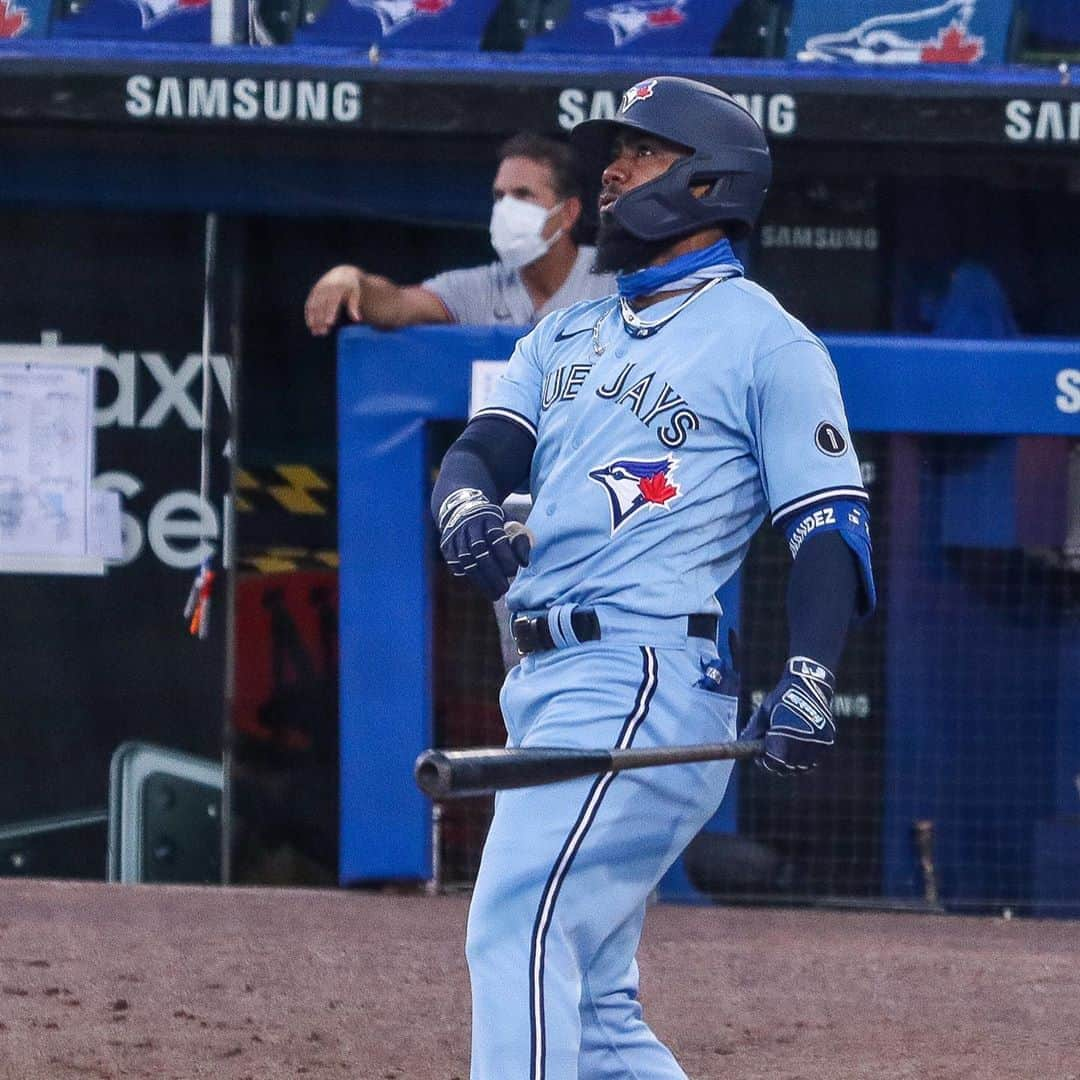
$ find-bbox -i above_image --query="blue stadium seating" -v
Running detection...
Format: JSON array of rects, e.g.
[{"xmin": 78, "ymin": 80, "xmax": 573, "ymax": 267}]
[
  {"xmin": 1023, "ymin": 0, "xmax": 1080, "ymax": 48},
  {"xmin": 49, "ymin": 0, "xmax": 212, "ymax": 42},
  {"xmin": 931, "ymin": 262, "xmax": 1018, "ymax": 339},
  {"xmin": 523, "ymin": 0, "xmax": 741, "ymax": 55},
  {"xmin": 293, "ymin": 0, "xmax": 496, "ymax": 49}
]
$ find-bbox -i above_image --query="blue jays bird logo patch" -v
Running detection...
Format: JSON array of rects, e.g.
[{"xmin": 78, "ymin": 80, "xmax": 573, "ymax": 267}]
[
  {"xmin": 589, "ymin": 456, "xmax": 680, "ymax": 533},
  {"xmin": 619, "ymin": 78, "xmax": 659, "ymax": 112}
]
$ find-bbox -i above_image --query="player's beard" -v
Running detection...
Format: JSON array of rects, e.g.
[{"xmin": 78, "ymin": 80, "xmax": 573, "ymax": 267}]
[{"xmin": 592, "ymin": 214, "xmax": 673, "ymax": 275}]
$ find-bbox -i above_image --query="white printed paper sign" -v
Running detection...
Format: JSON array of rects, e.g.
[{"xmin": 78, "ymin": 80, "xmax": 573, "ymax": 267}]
[{"xmin": 0, "ymin": 346, "xmax": 104, "ymax": 574}]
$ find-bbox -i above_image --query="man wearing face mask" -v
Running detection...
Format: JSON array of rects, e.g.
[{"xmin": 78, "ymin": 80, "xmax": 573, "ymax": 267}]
[{"xmin": 304, "ymin": 133, "xmax": 615, "ymax": 336}]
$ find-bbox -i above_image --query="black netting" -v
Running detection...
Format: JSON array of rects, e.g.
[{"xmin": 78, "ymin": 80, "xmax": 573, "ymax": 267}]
[{"xmin": 431, "ymin": 430, "xmax": 1080, "ymax": 915}]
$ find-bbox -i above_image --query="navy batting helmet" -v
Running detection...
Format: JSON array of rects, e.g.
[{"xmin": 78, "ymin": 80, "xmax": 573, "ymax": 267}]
[{"xmin": 570, "ymin": 76, "xmax": 771, "ymax": 242}]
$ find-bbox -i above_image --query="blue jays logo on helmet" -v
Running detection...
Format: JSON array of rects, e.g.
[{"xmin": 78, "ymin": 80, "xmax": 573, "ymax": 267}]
[
  {"xmin": 349, "ymin": 0, "xmax": 453, "ymax": 35},
  {"xmin": 797, "ymin": 0, "xmax": 985, "ymax": 64},
  {"xmin": 585, "ymin": 0, "xmax": 687, "ymax": 47},
  {"xmin": 588, "ymin": 456, "xmax": 681, "ymax": 534},
  {"xmin": 619, "ymin": 79, "xmax": 658, "ymax": 113}
]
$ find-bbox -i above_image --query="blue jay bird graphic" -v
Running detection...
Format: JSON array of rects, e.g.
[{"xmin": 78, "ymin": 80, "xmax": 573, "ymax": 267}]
[
  {"xmin": 588, "ymin": 457, "xmax": 681, "ymax": 533},
  {"xmin": 348, "ymin": 0, "xmax": 452, "ymax": 35},
  {"xmin": 797, "ymin": 0, "xmax": 984, "ymax": 64},
  {"xmin": 584, "ymin": 0, "xmax": 687, "ymax": 47}
]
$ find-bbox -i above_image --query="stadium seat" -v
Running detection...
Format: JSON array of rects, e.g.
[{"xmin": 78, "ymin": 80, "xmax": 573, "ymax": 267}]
[
  {"xmin": 1014, "ymin": 0, "xmax": 1080, "ymax": 60},
  {"xmin": 50, "ymin": 0, "xmax": 212, "ymax": 42},
  {"xmin": 712, "ymin": 0, "xmax": 790, "ymax": 59},
  {"xmin": 522, "ymin": 0, "xmax": 742, "ymax": 56},
  {"xmin": 786, "ymin": 0, "xmax": 1015, "ymax": 66},
  {"xmin": 931, "ymin": 261, "xmax": 1018, "ymax": 339},
  {"xmin": 292, "ymin": 0, "xmax": 498, "ymax": 50},
  {"xmin": 480, "ymin": 0, "xmax": 546, "ymax": 50},
  {"xmin": 251, "ymin": 0, "xmax": 325, "ymax": 44},
  {"xmin": 1024, "ymin": 0, "xmax": 1080, "ymax": 44}
]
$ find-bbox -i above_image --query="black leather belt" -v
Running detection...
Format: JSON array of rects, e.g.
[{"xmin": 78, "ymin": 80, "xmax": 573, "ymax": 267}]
[{"xmin": 510, "ymin": 610, "xmax": 718, "ymax": 656}]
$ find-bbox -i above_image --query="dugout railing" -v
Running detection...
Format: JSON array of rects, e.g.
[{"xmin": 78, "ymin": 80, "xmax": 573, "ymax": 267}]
[{"xmin": 338, "ymin": 326, "xmax": 1080, "ymax": 916}]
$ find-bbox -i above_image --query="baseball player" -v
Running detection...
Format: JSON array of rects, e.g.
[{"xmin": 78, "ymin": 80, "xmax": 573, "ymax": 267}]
[{"xmin": 432, "ymin": 77, "xmax": 876, "ymax": 1079}]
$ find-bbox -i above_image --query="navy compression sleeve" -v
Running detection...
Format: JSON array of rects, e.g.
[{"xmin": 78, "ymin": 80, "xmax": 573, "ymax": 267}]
[
  {"xmin": 431, "ymin": 415, "xmax": 536, "ymax": 520},
  {"xmin": 786, "ymin": 530, "xmax": 859, "ymax": 672}
]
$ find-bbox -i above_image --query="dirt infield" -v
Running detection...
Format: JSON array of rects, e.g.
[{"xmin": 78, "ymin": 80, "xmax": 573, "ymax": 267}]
[{"xmin": 0, "ymin": 880, "xmax": 1077, "ymax": 1080}]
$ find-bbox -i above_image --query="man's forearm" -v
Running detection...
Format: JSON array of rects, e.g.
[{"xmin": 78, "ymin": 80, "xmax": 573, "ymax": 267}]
[
  {"xmin": 786, "ymin": 530, "xmax": 859, "ymax": 671},
  {"xmin": 355, "ymin": 273, "xmax": 409, "ymax": 328},
  {"xmin": 432, "ymin": 443, "xmax": 498, "ymax": 523},
  {"xmin": 360, "ymin": 273, "xmax": 449, "ymax": 328},
  {"xmin": 431, "ymin": 416, "xmax": 535, "ymax": 522}
]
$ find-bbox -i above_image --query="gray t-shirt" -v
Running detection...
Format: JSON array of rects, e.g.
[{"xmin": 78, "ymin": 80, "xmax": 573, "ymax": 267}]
[{"xmin": 422, "ymin": 246, "xmax": 615, "ymax": 327}]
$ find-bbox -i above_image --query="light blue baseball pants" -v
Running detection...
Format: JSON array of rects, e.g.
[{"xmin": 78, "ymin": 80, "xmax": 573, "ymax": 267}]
[{"xmin": 466, "ymin": 638, "xmax": 737, "ymax": 1080}]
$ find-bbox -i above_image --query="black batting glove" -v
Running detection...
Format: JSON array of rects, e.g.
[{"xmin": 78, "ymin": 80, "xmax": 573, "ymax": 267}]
[
  {"xmin": 437, "ymin": 488, "xmax": 530, "ymax": 601},
  {"xmin": 740, "ymin": 657, "xmax": 836, "ymax": 776}
]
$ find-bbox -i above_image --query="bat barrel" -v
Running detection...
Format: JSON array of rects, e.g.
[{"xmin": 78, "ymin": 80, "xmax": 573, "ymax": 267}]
[
  {"xmin": 415, "ymin": 747, "xmax": 613, "ymax": 799},
  {"xmin": 415, "ymin": 741, "xmax": 764, "ymax": 798}
]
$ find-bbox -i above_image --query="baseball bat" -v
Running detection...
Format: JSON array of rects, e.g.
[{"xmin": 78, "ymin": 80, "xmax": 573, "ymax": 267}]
[
  {"xmin": 504, "ymin": 520, "xmax": 535, "ymax": 562},
  {"xmin": 414, "ymin": 739, "xmax": 764, "ymax": 799}
]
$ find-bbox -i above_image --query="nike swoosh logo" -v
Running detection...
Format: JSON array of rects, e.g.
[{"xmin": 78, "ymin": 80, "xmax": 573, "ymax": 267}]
[{"xmin": 554, "ymin": 326, "xmax": 592, "ymax": 342}]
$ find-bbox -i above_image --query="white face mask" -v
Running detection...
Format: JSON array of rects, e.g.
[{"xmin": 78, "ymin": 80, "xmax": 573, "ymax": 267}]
[{"xmin": 489, "ymin": 195, "xmax": 564, "ymax": 271}]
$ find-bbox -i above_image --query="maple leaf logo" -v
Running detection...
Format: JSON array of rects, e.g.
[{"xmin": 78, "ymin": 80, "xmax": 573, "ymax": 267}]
[
  {"xmin": 0, "ymin": 0, "xmax": 29, "ymax": 38},
  {"xmin": 414, "ymin": 0, "xmax": 451, "ymax": 11},
  {"xmin": 920, "ymin": 21, "xmax": 984, "ymax": 62},
  {"xmin": 639, "ymin": 471, "xmax": 678, "ymax": 505},
  {"xmin": 645, "ymin": 6, "xmax": 683, "ymax": 28}
]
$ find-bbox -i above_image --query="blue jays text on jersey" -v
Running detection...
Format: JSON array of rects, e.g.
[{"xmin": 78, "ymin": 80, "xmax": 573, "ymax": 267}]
[
  {"xmin": 541, "ymin": 356, "xmax": 699, "ymax": 448},
  {"xmin": 475, "ymin": 275, "xmax": 869, "ymax": 627}
]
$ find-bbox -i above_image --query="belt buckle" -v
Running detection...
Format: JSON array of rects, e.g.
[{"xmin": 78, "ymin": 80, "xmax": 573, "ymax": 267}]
[{"xmin": 511, "ymin": 614, "xmax": 536, "ymax": 657}]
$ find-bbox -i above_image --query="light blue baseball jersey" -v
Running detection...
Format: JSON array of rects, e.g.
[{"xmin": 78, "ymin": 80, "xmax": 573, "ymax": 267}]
[{"xmin": 476, "ymin": 276, "xmax": 867, "ymax": 624}]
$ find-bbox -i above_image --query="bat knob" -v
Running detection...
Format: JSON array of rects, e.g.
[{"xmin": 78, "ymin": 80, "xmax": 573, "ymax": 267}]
[
  {"xmin": 415, "ymin": 749, "xmax": 453, "ymax": 799},
  {"xmin": 504, "ymin": 520, "xmax": 534, "ymax": 567}
]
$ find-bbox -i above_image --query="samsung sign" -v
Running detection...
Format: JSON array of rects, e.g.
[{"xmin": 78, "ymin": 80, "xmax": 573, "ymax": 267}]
[
  {"xmin": 1004, "ymin": 99, "xmax": 1080, "ymax": 144},
  {"xmin": 124, "ymin": 75, "xmax": 363, "ymax": 124},
  {"xmin": 557, "ymin": 88, "xmax": 797, "ymax": 137}
]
